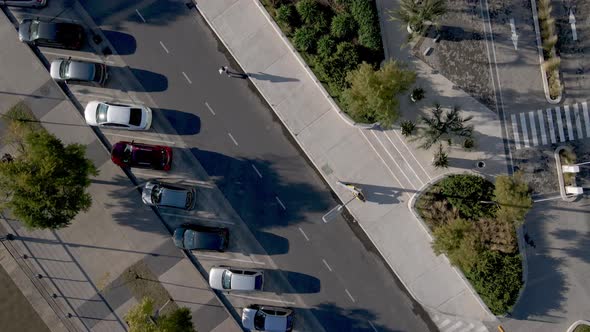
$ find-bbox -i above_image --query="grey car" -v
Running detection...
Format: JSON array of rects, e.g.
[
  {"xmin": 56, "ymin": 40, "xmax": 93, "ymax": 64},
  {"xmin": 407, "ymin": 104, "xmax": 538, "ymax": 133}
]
[
  {"xmin": 19, "ymin": 19, "xmax": 84, "ymax": 50},
  {"xmin": 209, "ymin": 267, "xmax": 264, "ymax": 291},
  {"xmin": 50, "ymin": 58, "xmax": 108, "ymax": 85},
  {"xmin": 142, "ymin": 180, "xmax": 196, "ymax": 210},
  {"xmin": 242, "ymin": 304, "xmax": 294, "ymax": 332},
  {"xmin": 173, "ymin": 224, "xmax": 229, "ymax": 251},
  {"xmin": 1, "ymin": 0, "xmax": 46, "ymax": 8}
]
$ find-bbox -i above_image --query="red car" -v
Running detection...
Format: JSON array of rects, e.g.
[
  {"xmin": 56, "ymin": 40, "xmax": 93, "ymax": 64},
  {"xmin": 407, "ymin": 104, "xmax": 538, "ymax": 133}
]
[{"xmin": 111, "ymin": 141, "xmax": 172, "ymax": 171}]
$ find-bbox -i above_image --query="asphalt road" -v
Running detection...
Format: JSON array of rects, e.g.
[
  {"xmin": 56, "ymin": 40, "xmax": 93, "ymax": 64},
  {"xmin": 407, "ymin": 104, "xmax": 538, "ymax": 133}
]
[{"xmin": 69, "ymin": 0, "xmax": 435, "ymax": 331}]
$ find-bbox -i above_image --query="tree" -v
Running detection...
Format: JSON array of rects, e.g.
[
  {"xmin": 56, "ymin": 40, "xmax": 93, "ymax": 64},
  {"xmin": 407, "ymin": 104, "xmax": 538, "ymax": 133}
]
[
  {"xmin": 416, "ymin": 103, "xmax": 474, "ymax": 150},
  {"xmin": 0, "ymin": 130, "xmax": 98, "ymax": 229},
  {"xmin": 125, "ymin": 297, "xmax": 158, "ymax": 332},
  {"xmin": 158, "ymin": 307, "xmax": 195, "ymax": 332},
  {"xmin": 432, "ymin": 143, "xmax": 449, "ymax": 169},
  {"xmin": 493, "ymin": 173, "xmax": 533, "ymax": 225},
  {"xmin": 341, "ymin": 60, "xmax": 416, "ymax": 127},
  {"xmin": 437, "ymin": 174, "xmax": 496, "ymax": 220},
  {"xmin": 389, "ymin": 0, "xmax": 447, "ymax": 37}
]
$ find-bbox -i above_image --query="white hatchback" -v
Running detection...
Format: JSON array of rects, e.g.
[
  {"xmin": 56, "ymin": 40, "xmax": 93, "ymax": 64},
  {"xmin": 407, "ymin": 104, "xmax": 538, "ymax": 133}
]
[
  {"xmin": 209, "ymin": 267, "xmax": 264, "ymax": 291},
  {"xmin": 84, "ymin": 101, "xmax": 152, "ymax": 130}
]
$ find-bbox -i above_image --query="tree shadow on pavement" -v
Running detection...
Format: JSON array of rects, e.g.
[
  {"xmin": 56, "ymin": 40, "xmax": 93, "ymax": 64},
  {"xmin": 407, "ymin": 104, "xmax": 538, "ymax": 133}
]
[
  {"xmin": 100, "ymin": 30, "xmax": 137, "ymax": 55},
  {"xmin": 300, "ymin": 303, "xmax": 399, "ymax": 332}
]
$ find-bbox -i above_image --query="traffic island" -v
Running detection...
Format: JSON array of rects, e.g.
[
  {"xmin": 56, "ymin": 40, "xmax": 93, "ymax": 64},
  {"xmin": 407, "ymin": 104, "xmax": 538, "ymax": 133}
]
[
  {"xmin": 554, "ymin": 146, "xmax": 581, "ymax": 202},
  {"xmin": 567, "ymin": 320, "xmax": 590, "ymax": 332}
]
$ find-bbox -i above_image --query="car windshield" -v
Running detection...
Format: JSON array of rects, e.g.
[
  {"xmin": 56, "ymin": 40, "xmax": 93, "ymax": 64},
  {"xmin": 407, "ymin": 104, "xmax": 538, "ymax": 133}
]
[
  {"xmin": 221, "ymin": 270, "xmax": 232, "ymax": 289},
  {"xmin": 150, "ymin": 184, "xmax": 162, "ymax": 204},
  {"xmin": 254, "ymin": 311, "xmax": 266, "ymax": 330},
  {"xmin": 30, "ymin": 21, "xmax": 39, "ymax": 39},
  {"xmin": 96, "ymin": 104, "xmax": 108, "ymax": 124},
  {"xmin": 59, "ymin": 60, "xmax": 70, "ymax": 79}
]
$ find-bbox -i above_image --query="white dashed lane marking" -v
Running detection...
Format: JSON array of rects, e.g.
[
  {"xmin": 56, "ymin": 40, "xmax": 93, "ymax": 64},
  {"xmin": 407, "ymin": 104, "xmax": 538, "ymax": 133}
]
[
  {"xmin": 135, "ymin": 9, "xmax": 146, "ymax": 22},
  {"xmin": 322, "ymin": 259, "xmax": 332, "ymax": 272},
  {"xmin": 205, "ymin": 102, "xmax": 216, "ymax": 115},
  {"xmin": 228, "ymin": 133, "xmax": 238, "ymax": 146},
  {"xmin": 275, "ymin": 196, "xmax": 286, "ymax": 210},
  {"xmin": 345, "ymin": 289, "xmax": 356, "ymax": 303},
  {"xmin": 160, "ymin": 41, "xmax": 170, "ymax": 54},
  {"xmin": 251, "ymin": 164, "xmax": 262, "ymax": 178},
  {"xmin": 182, "ymin": 71, "xmax": 192, "ymax": 84},
  {"xmin": 298, "ymin": 227, "xmax": 309, "ymax": 241}
]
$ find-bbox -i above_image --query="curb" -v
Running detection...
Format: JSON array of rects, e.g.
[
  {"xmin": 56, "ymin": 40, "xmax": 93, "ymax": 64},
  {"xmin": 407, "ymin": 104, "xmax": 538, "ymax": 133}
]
[
  {"xmin": 554, "ymin": 146, "xmax": 579, "ymax": 202},
  {"xmin": 567, "ymin": 320, "xmax": 590, "ymax": 332}
]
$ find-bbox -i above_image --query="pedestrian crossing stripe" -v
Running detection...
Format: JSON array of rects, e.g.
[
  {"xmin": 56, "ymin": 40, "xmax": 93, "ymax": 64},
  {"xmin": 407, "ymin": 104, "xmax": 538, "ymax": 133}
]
[{"xmin": 510, "ymin": 102, "xmax": 590, "ymax": 149}]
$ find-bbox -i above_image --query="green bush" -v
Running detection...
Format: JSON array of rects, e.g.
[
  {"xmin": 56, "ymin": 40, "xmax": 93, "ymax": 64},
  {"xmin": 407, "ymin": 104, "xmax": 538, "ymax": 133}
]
[
  {"xmin": 296, "ymin": 0, "xmax": 321, "ymax": 25},
  {"xmin": 574, "ymin": 325, "xmax": 590, "ymax": 332},
  {"xmin": 438, "ymin": 174, "xmax": 496, "ymax": 220},
  {"xmin": 316, "ymin": 35, "xmax": 336, "ymax": 59},
  {"xmin": 276, "ymin": 4, "xmax": 298, "ymax": 29},
  {"xmin": 331, "ymin": 13, "xmax": 357, "ymax": 39},
  {"xmin": 315, "ymin": 41, "xmax": 359, "ymax": 91},
  {"xmin": 350, "ymin": 0, "xmax": 382, "ymax": 51},
  {"xmin": 293, "ymin": 26, "xmax": 320, "ymax": 52}
]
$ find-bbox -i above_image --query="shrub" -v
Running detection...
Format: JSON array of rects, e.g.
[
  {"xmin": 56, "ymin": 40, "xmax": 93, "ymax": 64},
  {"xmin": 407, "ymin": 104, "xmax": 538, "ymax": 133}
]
[
  {"xmin": 463, "ymin": 137, "xmax": 475, "ymax": 149},
  {"xmin": 494, "ymin": 174, "xmax": 532, "ymax": 226},
  {"xmin": 293, "ymin": 26, "xmax": 320, "ymax": 52},
  {"xmin": 331, "ymin": 13, "xmax": 357, "ymax": 39},
  {"xmin": 438, "ymin": 174, "xmax": 496, "ymax": 220},
  {"xmin": 401, "ymin": 120, "xmax": 416, "ymax": 137},
  {"xmin": 350, "ymin": 0, "xmax": 383, "ymax": 51},
  {"xmin": 276, "ymin": 4, "xmax": 298, "ymax": 30},
  {"xmin": 432, "ymin": 143, "xmax": 449, "ymax": 169},
  {"xmin": 296, "ymin": 0, "xmax": 321, "ymax": 25},
  {"xmin": 315, "ymin": 41, "xmax": 360, "ymax": 91},
  {"xmin": 316, "ymin": 35, "xmax": 336, "ymax": 59}
]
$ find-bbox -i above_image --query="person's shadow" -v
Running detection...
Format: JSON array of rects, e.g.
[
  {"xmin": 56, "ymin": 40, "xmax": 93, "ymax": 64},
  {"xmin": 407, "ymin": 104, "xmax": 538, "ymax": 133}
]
[{"xmin": 247, "ymin": 72, "xmax": 299, "ymax": 83}]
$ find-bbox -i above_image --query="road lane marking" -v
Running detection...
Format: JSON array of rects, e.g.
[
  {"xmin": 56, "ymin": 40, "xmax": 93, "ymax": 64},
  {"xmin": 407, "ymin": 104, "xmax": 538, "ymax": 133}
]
[
  {"xmin": 251, "ymin": 164, "xmax": 262, "ymax": 178},
  {"xmin": 510, "ymin": 114, "xmax": 521, "ymax": 149},
  {"xmin": 564, "ymin": 105, "xmax": 575, "ymax": 140},
  {"xmin": 298, "ymin": 227, "xmax": 309, "ymax": 241},
  {"xmin": 160, "ymin": 41, "xmax": 169, "ymax": 54},
  {"xmin": 344, "ymin": 289, "xmax": 355, "ymax": 303},
  {"xmin": 372, "ymin": 130, "xmax": 417, "ymax": 189},
  {"xmin": 547, "ymin": 108, "xmax": 557, "ymax": 143},
  {"xmin": 392, "ymin": 130, "xmax": 431, "ymax": 180},
  {"xmin": 574, "ymin": 103, "xmax": 584, "ymax": 139},
  {"xmin": 368, "ymin": 321, "xmax": 378, "ymax": 332},
  {"xmin": 537, "ymin": 110, "xmax": 547, "ymax": 145},
  {"xmin": 228, "ymin": 133, "xmax": 238, "ymax": 146},
  {"xmin": 528, "ymin": 111, "xmax": 538, "ymax": 146},
  {"xmin": 583, "ymin": 102, "xmax": 590, "ymax": 137},
  {"xmin": 322, "ymin": 259, "xmax": 332, "ymax": 272},
  {"xmin": 103, "ymin": 132, "xmax": 176, "ymax": 145},
  {"xmin": 385, "ymin": 131, "xmax": 425, "ymax": 185},
  {"xmin": 519, "ymin": 113, "xmax": 529, "ymax": 148},
  {"xmin": 182, "ymin": 71, "xmax": 192, "ymax": 84},
  {"xmin": 360, "ymin": 130, "xmax": 404, "ymax": 189},
  {"xmin": 135, "ymin": 9, "xmax": 146, "ymax": 22},
  {"xmin": 533, "ymin": 195, "xmax": 562, "ymax": 203},
  {"xmin": 160, "ymin": 212, "xmax": 234, "ymax": 225},
  {"xmin": 205, "ymin": 102, "xmax": 216, "ymax": 115},
  {"xmin": 195, "ymin": 253, "xmax": 265, "ymax": 265},
  {"xmin": 228, "ymin": 294, "xmax": 296, "ymax": 305},
  {"xmin": 275, "ymin": 196, "xmax": 286, "ymax": 210},
  {"xmin": 556, "ymin": 107, "xmax": 566, "ymax": 142}
]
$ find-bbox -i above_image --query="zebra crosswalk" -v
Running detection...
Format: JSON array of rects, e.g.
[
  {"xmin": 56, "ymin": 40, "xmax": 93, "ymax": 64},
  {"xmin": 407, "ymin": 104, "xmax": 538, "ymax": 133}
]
[{"xmin": 510, "ymin": 101, "xmax": 590, "ymax": 149}]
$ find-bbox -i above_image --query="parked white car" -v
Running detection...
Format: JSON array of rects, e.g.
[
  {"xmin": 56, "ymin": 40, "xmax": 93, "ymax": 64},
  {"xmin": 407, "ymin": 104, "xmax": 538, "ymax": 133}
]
[
  {"xmin": 209, "ymin": 267, "xmax": 263, "ymax": 291},
  {"xmin": 84, "ymin": 101, "xmax": 152, "ymax": 130}
]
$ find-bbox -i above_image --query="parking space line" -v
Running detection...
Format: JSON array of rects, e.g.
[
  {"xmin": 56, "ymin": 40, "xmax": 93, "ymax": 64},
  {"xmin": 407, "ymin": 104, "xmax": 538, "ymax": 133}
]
[
  {"xmin": 564, "ymin": 105, "xmax": 575, "ymax": 140},
  {"xmin": 322, "ymin": 259, "xmax": 332, "ymax": 272},
  {"xmin": 298, "ymin": 227, "xmax": 309, "ymax": 241},
  {"xmin": 583, "ymin": 102, "xmax": 590, "ymax": 137},
  {"xmin": 160, "ymin": 212, "xmax": 234, "ymax": 225},
  {"xmin": 368, "ymin": 321, "xmax": 378, "ymax": 332},
  {"xmin": 181, "ymin": 72, "xmax": 192, "ymax": 84},
  {"xmin": 345, "ymin": 289, "xmax": 356, "ymax": 303},
  {"xmin": 41, "ymin": 51, "xmax": 114, "ymax": 64},
  {"xmin": 510, "ymin": 114, "xmax": 521, "ymax": 149},
  {"xmin": 574, "ymin": 103, "xmax": 584, "ymax": 140},
  {"xmin": 536, "ymin": 110, "xmax": 548, "ymax": 145},
  {"xmin": 135, "ymin": 9, "xmax": 146, "ymax": 23},
  {"xmin": 160, "ymin": 41, "xmax": 170, "ymax": 54},
  {"xmin": 228, "ymin": 133, "xmax": 238, "ymax": 146},
  {"xmin": 275, "ymin": 196, "xmax": 286, "ymax": 210},
  {"xmin": 519, "ymin": 113, "xmax": 529, "ymax": 148},
  {"xmin": 546, "ymin": 108, "xmax": 557, "ymax": 143},
  {"xmin": 556, "ymin": 107, "xmax": 566, "ymax": 142},
  {"xmin": 103, "ymin": 132, "xmax": 176, "ymax": 145},
  {"xmin": 194, "ymin": 253, "xmax": 265, "ymax": 265},
  {"xmin": 228, "ymin": 294, "xmax": 296, "ymax": 305},
  {"xmin": 205, "ymin": 102, "xmax": 216, "ymax": 115},
  {"xmin": 528, "ymin": 111, "xmax": 538, "ymax": 146},
  {"xmin": 251, "ymin": 164, "xmax": 262, "ymax": 178}
]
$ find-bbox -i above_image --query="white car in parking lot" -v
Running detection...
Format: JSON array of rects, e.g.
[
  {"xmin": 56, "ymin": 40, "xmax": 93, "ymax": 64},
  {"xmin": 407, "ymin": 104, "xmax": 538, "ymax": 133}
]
[
  {"xmin": 209, "ymin": 266, "xmax": 264, "ymax": 291},
  {"xmin": 84, "ymin": 101, "xmax": 152, "ymax": 130}
]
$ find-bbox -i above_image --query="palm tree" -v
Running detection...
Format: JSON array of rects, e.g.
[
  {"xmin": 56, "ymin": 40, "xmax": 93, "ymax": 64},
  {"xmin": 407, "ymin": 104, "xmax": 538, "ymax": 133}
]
[
  {"xmin": 389, "ymin": 0, "xmax": 447, "ymax": 36},
  {"xmin": 432, "ymin": 143, "xmax": 449, "ymax": 168},
  {"xmin": 417, "ymin": 103, "xmax": 473, "ymax": 150}
]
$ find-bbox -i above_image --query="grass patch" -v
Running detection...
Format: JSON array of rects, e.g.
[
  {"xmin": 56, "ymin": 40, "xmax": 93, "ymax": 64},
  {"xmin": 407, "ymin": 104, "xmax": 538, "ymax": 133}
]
[{"xmin": 574, "ymin": 324, "xmax": 590, "ymax": 332}]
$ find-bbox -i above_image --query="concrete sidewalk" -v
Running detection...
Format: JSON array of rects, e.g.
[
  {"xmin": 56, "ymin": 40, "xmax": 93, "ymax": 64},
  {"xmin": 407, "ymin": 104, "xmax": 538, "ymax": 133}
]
[
  {"xmin": 0, "ymin": 10, "xmax": 240, "ymax": 332},
  {"xmin": 196, "ymin": 0, "xmax": 511, "ymax": 330}
]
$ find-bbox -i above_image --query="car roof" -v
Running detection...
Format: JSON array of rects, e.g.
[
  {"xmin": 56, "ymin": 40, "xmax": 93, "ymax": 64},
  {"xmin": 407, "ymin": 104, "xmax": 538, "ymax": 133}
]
[
  {"xmin": 183, "ymin": 228, "xmax": 223, "ymax": 249},
  {"xmin": 66, "ymin": 60, "xmax": 96, "ymax": 80},
  {"xmin": 105, "ymin": 104, "xmax": 132, "ymax": 124}
]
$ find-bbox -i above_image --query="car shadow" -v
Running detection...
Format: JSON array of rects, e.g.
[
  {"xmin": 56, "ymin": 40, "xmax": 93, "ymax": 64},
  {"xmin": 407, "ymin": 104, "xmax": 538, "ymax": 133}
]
[
  {"xmin": 296, "ymin": 303, "xmax": 400, "ymax": 332},
  {"xmin": 100, "ymin": 30, "xmax": 137, "ymax": 55},
  {"xmin": 262, "ymin": 269, "xmax": 321, "ymax": 294},
  {"xmin": 248, "ymin": 230, "xmax": 289, "ymax": 256},
  {"xmin": 106, "ymin": 66, "xmax": 168, "ymax": 92},
  {"xmin": 154, "ymin": 108, "xmax": 200, "ymax": 135}
]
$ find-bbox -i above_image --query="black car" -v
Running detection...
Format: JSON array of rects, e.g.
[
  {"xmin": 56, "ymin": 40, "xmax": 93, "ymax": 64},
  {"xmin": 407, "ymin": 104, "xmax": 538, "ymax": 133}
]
[
  {"xmin": 19, "ymin": 19, "xmax": 84, "ymax": 50},
  {"xmin": 173, "ymin": 224, "xmax": 229, "ymax": 251}
]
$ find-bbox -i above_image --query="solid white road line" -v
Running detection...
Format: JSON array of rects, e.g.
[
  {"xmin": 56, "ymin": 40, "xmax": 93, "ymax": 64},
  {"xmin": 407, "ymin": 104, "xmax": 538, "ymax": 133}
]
[
  {"xmin": 135, "ymin": 9, "xmax": 146, "ymax": 22},
  {"xmin": 564, "ymin": 105, "xmax": 575, "ymax": 140},
  {"xmin": 583, "ymin": 102, "xmax": 590, "ymax": 137},
  {"xmin": 195, "ymin": 253, "xmax": 265, "ymax": 265},
  {"xmin": 537, "ymin": 110, "xmax": 548, "ymax": 145},
  {"xmin": 372, "ymin": 130, "xmax": 417, "ymax": 189},
  {"xmin": 159, "ymin": 212, "xmax": 234, "ymax": 225},
  {"xmin": 519, "ymin": 113, "xmax": 529, "ymax": 148},
  {"xmin": 322, "ymin": 259, "xmax": 333, "ymax": 272},
  {"xmin": 104, "ymin": 132, "xmax": 176, "ymax": 145},
  {"xmin": 228, "ymin": 294, "xmax": 296, "ymax": 305},
  {"xmin": 344, "ymin": 289, "xmax": 356, "ymax": 303},
  {"xmin": 275, "ymin": 196, "xmax": 286, "ymax": 210},
  {"xmin": 298, "ymin": 227, "xmax": 309, "ymax": 241},
  {"xmin": 205, "ymin": 102, "xmax": 216, "ymax": 115},
  {"xmin": 160, "ymin": 41, "xmax": 170, "ymax": 54},
  {"xmin": 528, "ymin": 111, "xmax": 538, "ymax": 146},
  {"xmin": 574, "ymin": 103, "xmax": 584, "ymax": 140},
  {"xmin": 556, "ymin": 107, "xmax": 566, "ymax": 142},
  {"xmin": 228, "ymin": 133, "xmax": 238, "ymax": 146},
  {"xmin": 510, "ymin": 114, "xmax": 521, "ymax": 149},
  {"xmin": 383, "ymin": 131, "xmax": 425, "ymax": 186},
  {"xmin": 182, "ymin": 71, "xmax": 192, "ymax": 84},
  {"xmin": 368, "ymin": 321, "xmax": 378, "ymax": 332},
  {"xmin": 393, "ymin": 130, "xmax": 432, "ymax": 180},
  {"xmin": 251, "ymin": 164, "xmax": 262, "ymax": 178},
  {"xmin": 547, "ymin": 108, "xmax": 557, "ymax": 143}
]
